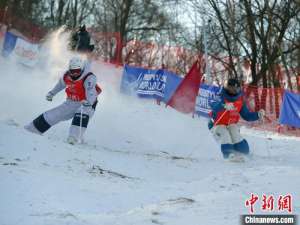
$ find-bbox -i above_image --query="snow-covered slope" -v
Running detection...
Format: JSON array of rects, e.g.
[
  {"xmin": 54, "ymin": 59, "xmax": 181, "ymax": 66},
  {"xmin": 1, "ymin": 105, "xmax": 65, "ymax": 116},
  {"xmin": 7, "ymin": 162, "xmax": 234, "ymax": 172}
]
[{"xmin": 0, "ymin": 32, "xmax": 299, "ymax": 225}]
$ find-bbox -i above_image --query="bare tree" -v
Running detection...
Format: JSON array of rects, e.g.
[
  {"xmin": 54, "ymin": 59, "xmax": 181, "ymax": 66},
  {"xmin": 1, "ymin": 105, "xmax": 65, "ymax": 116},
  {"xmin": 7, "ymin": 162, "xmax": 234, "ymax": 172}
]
[
  {"xmin": 46, "ymin": 0, "xmax": 96, "ymax": 28},
  {"xmin": 92, "ymin": 0, "xmax": 176, "ymax": 62},
  {"xmin": 188, "ymin": 0, "xmax": 300, "ymax": 88}
]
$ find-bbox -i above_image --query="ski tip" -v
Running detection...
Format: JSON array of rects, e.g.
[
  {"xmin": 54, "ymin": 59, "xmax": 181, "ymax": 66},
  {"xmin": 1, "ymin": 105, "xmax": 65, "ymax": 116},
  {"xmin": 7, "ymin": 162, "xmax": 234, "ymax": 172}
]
[{"xmin": 24, "ymin": 124, "xmax": 43, "ymax": 136}]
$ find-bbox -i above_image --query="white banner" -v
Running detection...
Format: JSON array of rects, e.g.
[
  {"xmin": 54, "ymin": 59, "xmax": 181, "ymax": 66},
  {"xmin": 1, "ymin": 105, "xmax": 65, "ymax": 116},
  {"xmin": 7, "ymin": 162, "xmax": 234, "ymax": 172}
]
[{"xmin": 12, "ymin": 38, "xmax": 39, "ymax": 67}]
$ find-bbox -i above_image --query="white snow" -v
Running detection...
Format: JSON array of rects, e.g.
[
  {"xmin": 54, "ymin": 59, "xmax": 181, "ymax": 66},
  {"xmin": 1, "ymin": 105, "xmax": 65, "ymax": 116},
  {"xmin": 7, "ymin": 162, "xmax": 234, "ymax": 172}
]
[{"xmin": 0, "ymin": 31, "xmax": 299, "ymax": 225}]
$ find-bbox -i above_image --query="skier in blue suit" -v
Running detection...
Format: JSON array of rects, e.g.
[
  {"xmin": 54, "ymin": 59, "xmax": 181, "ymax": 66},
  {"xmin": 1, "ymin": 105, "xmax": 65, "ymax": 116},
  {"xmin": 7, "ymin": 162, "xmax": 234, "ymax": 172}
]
[{"xmin": 208, "ymin": 78, "xmax": 265, "ymax": 161}]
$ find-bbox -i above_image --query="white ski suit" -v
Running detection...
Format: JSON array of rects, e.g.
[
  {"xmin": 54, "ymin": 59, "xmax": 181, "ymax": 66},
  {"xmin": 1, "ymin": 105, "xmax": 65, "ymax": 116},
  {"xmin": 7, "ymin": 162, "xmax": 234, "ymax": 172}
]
[{"xmin": 25, "ymin": 68, "xmax": 101, "ymax": 142}]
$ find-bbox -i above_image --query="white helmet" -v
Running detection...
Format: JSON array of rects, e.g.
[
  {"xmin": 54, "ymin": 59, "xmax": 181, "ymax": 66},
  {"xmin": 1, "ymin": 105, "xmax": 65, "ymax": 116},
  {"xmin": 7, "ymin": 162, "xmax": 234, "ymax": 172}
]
[{"xmin": 69, "ymin": 56, "xmax": 84, "ymax": 70}]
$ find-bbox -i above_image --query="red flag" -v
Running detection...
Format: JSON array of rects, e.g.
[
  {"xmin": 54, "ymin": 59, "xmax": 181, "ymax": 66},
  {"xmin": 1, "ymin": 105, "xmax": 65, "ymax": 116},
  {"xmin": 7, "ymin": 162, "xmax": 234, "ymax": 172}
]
[{"xmin": 166, "ymin": 61, "xmax": 202, "ymax": 114}]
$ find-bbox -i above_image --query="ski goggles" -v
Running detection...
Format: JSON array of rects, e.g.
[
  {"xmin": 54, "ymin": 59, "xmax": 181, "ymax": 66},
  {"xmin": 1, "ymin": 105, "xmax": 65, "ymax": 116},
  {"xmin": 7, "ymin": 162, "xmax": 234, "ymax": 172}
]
[{"xmin": 69, "ymin": 68, "xmax": 82, "ymax": 76}]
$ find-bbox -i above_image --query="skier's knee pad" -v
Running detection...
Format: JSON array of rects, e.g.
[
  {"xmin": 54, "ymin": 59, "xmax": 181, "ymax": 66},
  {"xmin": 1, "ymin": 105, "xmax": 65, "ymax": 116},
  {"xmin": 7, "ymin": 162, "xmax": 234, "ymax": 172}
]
[
  {"xmin": 72, "ymin": 113, "xmax": 89, "ymax": 128},
  {"xmin": 33, "ymin": 114, "xmax": 51, "ymax": 133},
  {"xmin": 233, "ymin": 139, "xmax": 249, "ymax": 154},
  {"xmin": 221, "ymin": 144, "xmax": 234, "ymax": 158}
]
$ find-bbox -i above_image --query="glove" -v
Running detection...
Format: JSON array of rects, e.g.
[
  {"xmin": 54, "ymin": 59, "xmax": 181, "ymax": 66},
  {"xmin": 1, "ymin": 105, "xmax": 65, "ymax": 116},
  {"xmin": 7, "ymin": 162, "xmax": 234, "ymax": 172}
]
[
  {"xmin": 258, "ymin": 109, "xmax": 266, "ymax": 121},
  {"xmin": 81, "ymin": 100, "xmax": 92, "ymax": 107},
  {"xmin": 46, "ymin": 92, "xmax": 54, "ymax": 101},
  {"xmin": 208, "ymin": 119, "xmax": 214, "ymax": 130},
  {"xmin": 223, "ymin": 102, "xmax": 236, "ymax": 111}
]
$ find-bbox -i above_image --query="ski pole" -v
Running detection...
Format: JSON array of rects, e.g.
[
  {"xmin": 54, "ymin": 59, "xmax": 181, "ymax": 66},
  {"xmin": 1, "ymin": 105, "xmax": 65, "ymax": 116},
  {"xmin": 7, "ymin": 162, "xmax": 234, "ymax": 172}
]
[
  {"xmin": 79, "ymin": 104, "xmax": 83, "ymax": 144},
  {"xmin": 212, "ymin": 109, "xmax": 228, "ymax": 127},
  {"xmin": 261, "ymin": 115, "xmax": 271, "ymax": 157}
]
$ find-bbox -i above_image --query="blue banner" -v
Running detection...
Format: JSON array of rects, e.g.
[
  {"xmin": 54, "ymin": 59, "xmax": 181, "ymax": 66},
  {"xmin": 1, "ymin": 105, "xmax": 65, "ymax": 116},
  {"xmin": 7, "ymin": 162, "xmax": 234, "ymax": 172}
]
[
  {"xmin": 2, "ymin": 32, "xmax": 17, "ymax": 57},
  {"xmin": 120, "ymin": 64, "xmax": 182, "ymax": 102},
  {"xmin": 279, "ymin": 91, "xmax": 300, "ymax": 128},
  {"xmin": 161, "ymin": 70, "xmax": 182, "ymax": 102},
  {"xmin": 194, "ymin": 84, "xmax": 221, "ymax": 118}
]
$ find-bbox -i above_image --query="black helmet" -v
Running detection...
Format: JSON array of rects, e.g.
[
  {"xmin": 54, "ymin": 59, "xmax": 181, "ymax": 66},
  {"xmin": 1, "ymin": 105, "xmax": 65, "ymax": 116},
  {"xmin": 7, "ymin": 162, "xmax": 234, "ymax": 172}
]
[
  {"xmin": 79, "ymin": 24, "xmax": 86, "ymax": 32},
  {"xmin": 224, "ymin": 78, "xmax": 241, "ymax": 95},
  {"xmin": 227, "ymin": 78, "xmax": 240, "ymax": 87}
]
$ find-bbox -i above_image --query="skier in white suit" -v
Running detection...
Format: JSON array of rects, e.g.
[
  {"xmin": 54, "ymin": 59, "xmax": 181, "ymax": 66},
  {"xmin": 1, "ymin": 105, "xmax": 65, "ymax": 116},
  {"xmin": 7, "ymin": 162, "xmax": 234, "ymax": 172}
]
[{"xmin": 25, "ymin": 56, "xmax": 102, "ymax": 144}]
